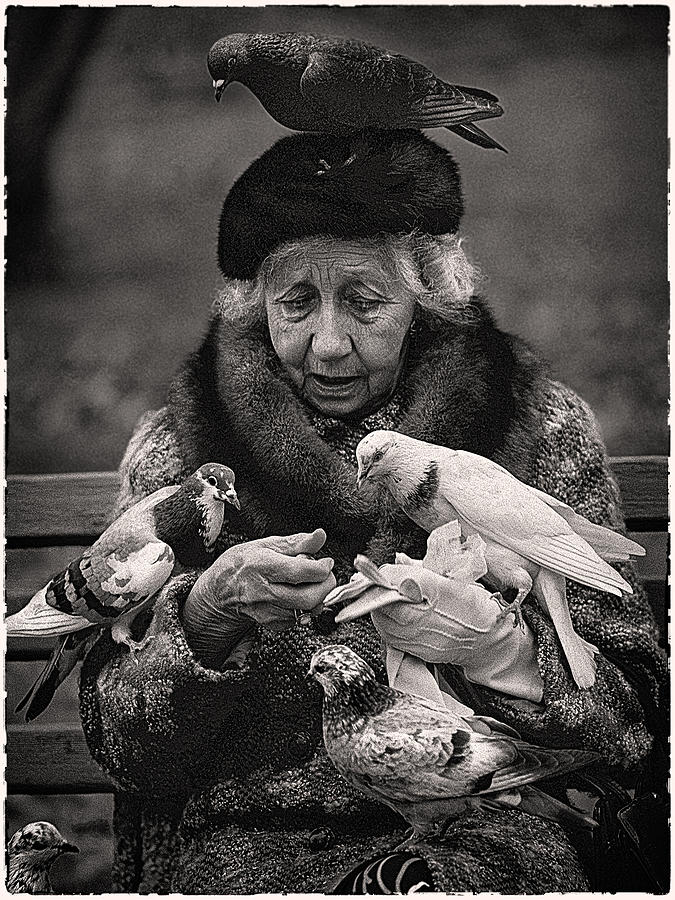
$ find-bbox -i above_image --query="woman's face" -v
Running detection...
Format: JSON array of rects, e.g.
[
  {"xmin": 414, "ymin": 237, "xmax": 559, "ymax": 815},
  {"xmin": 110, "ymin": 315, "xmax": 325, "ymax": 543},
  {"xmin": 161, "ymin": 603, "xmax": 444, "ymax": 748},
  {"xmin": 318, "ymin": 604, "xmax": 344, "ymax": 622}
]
[{"xmin": 264, "ymin": 240, "xmax": 417, "ymax": 418}]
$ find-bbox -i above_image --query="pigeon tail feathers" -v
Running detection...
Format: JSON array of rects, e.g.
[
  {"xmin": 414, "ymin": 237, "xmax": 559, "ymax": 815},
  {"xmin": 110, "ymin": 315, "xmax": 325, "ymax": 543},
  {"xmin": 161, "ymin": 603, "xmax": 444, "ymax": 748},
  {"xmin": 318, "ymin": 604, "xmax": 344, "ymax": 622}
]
[
  {"xmin": 15, "ymin": 630, "xmax": 97, "ymax": 721},
  {"xmin": 534, "ymin": 568, "xmax": 598, "ymax": 689},
  {"xmin": 445, "ymin": 122, "xmax": 507, "ymax": 152},
  {"xmin": 6, "ymin": 586, "xmax": 92, "ymax": 637},
  {"xmin": 519, "ymin": 785, "xmax": 597, "ymax": 830}
]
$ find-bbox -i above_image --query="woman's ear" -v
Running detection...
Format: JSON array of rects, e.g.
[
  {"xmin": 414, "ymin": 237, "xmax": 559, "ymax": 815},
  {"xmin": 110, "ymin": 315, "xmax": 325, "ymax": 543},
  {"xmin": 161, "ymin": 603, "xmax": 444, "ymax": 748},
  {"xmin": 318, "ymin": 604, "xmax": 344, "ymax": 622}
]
[{"xmin": 416, "ymin": 233, "xmax": 479, "ymax": 322}]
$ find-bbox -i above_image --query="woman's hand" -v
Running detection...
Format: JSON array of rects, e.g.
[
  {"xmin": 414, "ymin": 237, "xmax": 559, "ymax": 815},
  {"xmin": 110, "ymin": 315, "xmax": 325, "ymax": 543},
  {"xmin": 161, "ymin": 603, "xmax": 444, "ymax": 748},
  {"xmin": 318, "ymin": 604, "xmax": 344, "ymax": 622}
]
[
  {"xmin": 182, "ymin": 529, "xmax": 335, "ymax": 668},
  {"xmin": 370, "ymin": 563, "xmax": 544, "ymax": 702}
]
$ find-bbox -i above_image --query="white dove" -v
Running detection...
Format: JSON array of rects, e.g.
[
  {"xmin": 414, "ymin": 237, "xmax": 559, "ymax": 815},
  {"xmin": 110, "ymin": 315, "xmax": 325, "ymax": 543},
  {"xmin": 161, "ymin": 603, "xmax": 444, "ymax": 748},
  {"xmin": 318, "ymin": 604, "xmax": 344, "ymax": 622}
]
[{"xmin": 355, "ymin": 430, "xmax": 645, "ymax": 690}]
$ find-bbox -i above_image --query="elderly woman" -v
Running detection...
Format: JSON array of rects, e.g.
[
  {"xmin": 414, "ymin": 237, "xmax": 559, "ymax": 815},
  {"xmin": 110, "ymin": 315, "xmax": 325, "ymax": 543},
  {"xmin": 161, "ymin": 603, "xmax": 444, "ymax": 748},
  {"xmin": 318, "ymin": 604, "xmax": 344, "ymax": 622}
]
[{"xmin": 79, "ymin": 130, "xmax": 664, "ymax": 893}]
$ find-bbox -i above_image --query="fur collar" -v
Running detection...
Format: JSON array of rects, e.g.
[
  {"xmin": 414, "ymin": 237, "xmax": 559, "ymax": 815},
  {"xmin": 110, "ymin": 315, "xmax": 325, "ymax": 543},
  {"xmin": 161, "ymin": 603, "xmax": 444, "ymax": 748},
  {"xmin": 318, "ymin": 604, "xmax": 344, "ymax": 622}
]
[{"xmin": 167, "ymin": 300, "xmax": 545, "ymax": 567}]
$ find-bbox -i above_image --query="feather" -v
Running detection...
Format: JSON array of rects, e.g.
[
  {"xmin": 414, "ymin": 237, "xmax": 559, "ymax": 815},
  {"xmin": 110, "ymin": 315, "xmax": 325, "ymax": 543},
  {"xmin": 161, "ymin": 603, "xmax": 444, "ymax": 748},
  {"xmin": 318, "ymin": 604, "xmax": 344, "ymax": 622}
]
[
  {"xmin": 311, "ymin": 645, "xmax": 598, "ymax": 837},
  {"xmin": 208, "ymin": 32, "xmax": 505, "ymax": 149},
  {"xmin": 15, "ymin": 630, "xmax": 98, "ymax": 722},
  {"xmin": 6, "ymin": 586, "xmax": 92, "ymax": 637},
  {"xmin": 445, "ymin": 121, "xmax": 508, "ymax": 152},
  {"xmin": 355, "ymin": 431, "xmax": 645, "ymax": 690}
]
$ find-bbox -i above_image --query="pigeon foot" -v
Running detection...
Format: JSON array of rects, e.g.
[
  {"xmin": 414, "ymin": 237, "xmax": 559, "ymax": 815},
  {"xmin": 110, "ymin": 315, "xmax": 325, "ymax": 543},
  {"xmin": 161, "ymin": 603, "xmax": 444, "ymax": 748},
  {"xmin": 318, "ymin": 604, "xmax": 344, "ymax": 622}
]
[
  {"xmin": 493, "ymin": 592, "xmax": 526, "ymax": 631},
  {"xmin": 125, "ymin": 635, "xmax": 153, "ymax": 663},
  {"xmin": 394, "ymin": 829, "xmax": 423, "ymax": 851}
]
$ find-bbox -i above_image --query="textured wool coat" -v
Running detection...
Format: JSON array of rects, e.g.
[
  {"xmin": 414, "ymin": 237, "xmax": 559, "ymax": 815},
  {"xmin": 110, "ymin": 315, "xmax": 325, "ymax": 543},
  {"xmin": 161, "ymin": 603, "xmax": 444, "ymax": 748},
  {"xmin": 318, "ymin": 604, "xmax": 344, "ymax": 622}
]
[{"xmin": 79, "ymin": 302, "xmax": 665, "ymax": 893}]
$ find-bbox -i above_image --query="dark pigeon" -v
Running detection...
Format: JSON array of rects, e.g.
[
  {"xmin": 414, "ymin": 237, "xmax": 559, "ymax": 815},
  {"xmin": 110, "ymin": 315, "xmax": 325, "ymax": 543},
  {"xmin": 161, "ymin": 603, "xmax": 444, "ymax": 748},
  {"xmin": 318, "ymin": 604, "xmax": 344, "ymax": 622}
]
[{"xmin": 208, "ymin": 32, "xmax": 507, "ymax": 151}]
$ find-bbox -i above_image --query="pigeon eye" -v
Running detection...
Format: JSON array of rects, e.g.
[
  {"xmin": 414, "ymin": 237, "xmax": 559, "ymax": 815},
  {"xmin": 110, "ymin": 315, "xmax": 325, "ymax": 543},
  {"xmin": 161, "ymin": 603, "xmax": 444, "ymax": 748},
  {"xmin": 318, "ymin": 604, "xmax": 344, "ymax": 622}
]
[
  {"xmin": 207, "ymin": 476, "xmax": 218, "ymax": 487},
  {"xmin": 31, "ymin": 840, "xmax": 49, "ymax": 850}
]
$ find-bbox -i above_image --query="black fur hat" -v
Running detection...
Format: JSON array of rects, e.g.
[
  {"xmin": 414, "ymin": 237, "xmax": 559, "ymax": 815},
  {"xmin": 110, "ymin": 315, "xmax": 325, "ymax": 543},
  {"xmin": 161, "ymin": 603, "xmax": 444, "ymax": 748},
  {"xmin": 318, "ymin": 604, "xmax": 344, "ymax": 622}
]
[{"xmin": 217, "ymin": 129, "xmax": 463, "ymax": 280}]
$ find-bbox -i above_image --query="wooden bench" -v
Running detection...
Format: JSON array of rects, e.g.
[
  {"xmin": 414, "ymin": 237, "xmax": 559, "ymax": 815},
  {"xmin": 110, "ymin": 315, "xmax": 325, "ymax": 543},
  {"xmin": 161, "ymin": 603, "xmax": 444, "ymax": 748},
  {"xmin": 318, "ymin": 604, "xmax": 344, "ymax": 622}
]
[{"xmin": 5, "ymin": 459, "xmax": 668, "ymax": 795}]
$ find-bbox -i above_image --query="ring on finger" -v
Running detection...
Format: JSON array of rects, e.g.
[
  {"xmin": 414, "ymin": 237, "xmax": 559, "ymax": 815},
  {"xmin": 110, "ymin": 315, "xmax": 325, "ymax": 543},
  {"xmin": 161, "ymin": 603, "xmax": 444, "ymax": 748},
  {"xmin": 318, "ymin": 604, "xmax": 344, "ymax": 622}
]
[{"xmin": 294, "ymin": 609, "xmax": 311, "ymax": 626}]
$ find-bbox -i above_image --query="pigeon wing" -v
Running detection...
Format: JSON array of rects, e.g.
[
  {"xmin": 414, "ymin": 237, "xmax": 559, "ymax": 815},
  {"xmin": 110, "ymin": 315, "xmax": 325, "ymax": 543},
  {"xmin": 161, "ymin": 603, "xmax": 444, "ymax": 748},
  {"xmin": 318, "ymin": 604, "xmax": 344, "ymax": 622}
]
[
  {"xmin": 480, "ymin": 742, "xmax": 599, "ymax": 794},
  {"xmin": 299, "ymin": 49, "xmax": 435, "ymax": 126},
  {"xmin": 404, "ymin": 78, "xmax": 503, "ymax": 129},
  {"xmin": 439, "ymin": 450, "xmax": 632, "ymax": 595},
  {"xmin": 347, "ymin": 703, "xmax": 596, "ymax": 804},
  {"xmin": 47, "ymin": 536, "xmax": 175, "ymax": 624},
  {"xmin": 338, "ymin": 698, "xmax": 517, "ymax": 803},
  {"xmin": 525, "ymin": 484, "xmax": 645, "ymax": 560}
]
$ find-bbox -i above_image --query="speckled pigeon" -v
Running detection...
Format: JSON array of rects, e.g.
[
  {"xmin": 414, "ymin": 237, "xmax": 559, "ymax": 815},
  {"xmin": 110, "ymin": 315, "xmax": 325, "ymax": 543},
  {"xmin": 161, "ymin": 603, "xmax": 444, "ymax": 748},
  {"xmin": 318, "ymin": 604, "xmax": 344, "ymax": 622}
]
[
  {"xmin": 310, "ymin": 644, "xmax": 598, "ymax": 840},
  {"xmin": 208, "ymin": 32, "xmax": 506, "ymax": 151},
  {"xmin": 7, "ymin": 822, "xmax": 79, "ymax": 894},
  {"xmin": 7, "ymin": 463, "xmax": 240, "ymax": 720}
]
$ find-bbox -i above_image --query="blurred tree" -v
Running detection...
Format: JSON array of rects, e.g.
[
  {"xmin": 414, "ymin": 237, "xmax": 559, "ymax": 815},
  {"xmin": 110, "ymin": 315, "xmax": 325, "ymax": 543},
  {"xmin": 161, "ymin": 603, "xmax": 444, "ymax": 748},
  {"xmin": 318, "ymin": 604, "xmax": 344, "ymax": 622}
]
[{"xmin": 5, "ymin": 8, "xmax": 113, "ymax": 283}]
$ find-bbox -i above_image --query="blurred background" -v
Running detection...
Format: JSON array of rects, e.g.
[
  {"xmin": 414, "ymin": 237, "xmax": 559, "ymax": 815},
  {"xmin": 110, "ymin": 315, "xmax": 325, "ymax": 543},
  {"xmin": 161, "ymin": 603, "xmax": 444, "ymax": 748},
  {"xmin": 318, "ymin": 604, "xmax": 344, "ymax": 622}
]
[
  {"xmin": 6, "ymin": 5, "xmax": 668, "ymax": 474},
  {"xmin": 5, "ymin": 4, "xmax": 668, "ymax": 893}
]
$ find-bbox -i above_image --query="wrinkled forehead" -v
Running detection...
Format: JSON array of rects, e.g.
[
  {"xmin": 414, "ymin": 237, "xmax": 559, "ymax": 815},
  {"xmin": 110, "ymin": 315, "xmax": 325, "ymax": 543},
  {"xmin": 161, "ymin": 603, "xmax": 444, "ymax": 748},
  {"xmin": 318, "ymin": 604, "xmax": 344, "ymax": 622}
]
[{"xmin": 263, "ymin": 237, "xmax": 395, "ymax": 288}]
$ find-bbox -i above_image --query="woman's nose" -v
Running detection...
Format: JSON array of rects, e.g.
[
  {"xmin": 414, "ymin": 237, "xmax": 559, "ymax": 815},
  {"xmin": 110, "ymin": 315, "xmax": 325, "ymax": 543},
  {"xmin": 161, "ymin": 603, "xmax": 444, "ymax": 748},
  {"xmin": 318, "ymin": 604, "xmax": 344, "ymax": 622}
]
[{"xmin": 311, "ymin": 304, "xmax": 352, "ymax": 361}]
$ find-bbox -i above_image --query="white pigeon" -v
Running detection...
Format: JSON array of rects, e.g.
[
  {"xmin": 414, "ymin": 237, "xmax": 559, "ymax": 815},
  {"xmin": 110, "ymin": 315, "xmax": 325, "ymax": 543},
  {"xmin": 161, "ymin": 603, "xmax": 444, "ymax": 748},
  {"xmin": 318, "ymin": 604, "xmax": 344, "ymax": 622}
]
[{"xmin": 356, "ymin": 430, "xmax": 645, "ymax": 690}]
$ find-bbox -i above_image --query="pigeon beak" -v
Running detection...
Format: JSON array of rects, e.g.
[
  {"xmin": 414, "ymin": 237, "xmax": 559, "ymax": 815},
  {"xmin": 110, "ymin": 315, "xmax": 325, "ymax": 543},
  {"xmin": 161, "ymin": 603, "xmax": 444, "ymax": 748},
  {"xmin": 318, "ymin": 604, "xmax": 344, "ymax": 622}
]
[
  {"xmin": 214, "ymin": 485, "xmax": 240, "ymax": 510},
  {"xmin": 59, "ymin": 842, "xmax": 79, "ymax": 855},
  {"xmin": 224, "ymin": 485, "xmax": 241, "ymax": 510},
  {"xmin": 213, "ymin": 78, "xmax": 227, "ymax": 102},
  {"xmin": 356, "ymin": 462, "xmax": 371, "ymax": 488}
]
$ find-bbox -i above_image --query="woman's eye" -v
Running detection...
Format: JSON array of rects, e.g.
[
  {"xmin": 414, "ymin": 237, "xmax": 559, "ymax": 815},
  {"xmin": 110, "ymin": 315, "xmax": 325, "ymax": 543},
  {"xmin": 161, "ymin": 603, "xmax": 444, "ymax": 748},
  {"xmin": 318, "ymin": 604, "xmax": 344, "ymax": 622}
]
[
  {"xmin": 279, "ymin": 296, "xmax": 313, "ymax": 317},
  {"xmin": 347, "ymin": 295, "xmax": 381, "ymax": 315}
]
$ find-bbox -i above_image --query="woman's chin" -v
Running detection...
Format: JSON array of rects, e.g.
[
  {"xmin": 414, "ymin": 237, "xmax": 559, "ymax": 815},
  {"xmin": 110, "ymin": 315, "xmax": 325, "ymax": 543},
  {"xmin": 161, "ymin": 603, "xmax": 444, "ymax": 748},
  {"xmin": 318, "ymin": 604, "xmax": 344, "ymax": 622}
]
[{"xmin": 306, "ymin": 394, "xmax": 365, "ymax": 418}]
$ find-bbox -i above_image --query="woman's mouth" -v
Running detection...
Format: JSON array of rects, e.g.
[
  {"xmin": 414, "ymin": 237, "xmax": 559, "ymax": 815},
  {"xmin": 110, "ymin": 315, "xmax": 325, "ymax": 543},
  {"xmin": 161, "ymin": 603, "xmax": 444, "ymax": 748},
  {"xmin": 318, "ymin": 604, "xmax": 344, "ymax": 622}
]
[
  {"xmin": 312, "ymin": 374, "xmax": 360, "ymax": 386},
  {"xmin": 306, "ymin": 372, "xmax": 364, "ymax": 398}
]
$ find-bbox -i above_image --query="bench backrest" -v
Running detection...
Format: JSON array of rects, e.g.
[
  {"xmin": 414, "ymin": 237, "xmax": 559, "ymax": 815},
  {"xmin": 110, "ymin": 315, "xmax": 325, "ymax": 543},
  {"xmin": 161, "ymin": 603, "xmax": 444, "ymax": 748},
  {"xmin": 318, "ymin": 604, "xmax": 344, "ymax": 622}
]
[{"xmin": 5, "ymin": 459, "xmax": 668, "ymax": 794}]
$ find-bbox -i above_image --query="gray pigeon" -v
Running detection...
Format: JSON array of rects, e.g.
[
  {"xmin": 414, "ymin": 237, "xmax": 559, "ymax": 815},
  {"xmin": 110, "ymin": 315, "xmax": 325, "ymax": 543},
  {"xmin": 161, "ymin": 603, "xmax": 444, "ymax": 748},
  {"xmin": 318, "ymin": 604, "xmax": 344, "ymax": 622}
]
[
  {"xmin": 8, "ymin": 463, "xmax": 240, "ymax": 720},
  {"xmin": 310, "ymin": 644, "xmax": 598, "ymax": 840},
  {"xmin": 7, "ymin": 822, "xmax": 78, "ymax": 894}
]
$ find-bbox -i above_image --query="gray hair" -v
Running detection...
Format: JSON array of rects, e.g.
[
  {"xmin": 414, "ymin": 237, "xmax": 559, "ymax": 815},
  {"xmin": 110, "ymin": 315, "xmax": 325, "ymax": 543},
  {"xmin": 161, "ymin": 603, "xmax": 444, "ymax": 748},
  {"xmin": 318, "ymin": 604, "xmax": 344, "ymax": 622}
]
[{"xmin": 211, "ymin": 232, "xmax": 481, "ymax": 329}]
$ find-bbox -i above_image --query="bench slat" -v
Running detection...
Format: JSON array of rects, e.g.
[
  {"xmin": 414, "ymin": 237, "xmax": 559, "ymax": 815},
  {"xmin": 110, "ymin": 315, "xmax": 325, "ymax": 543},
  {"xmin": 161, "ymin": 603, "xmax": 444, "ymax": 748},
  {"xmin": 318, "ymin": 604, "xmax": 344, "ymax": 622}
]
[
  {"xmin": 7, "ymin": 472, "xmax": 120, "ymax": 540},
  {"xmin": 4, "ymin": 457, "xmax": 667, "ymax": 541},
  {"xmin": 610, "ymin": 456, "xmax": 668, "ymax": 522},
  {"xmin": 6, "ymin": 724, "xmax": 113, "ymax": 793}
]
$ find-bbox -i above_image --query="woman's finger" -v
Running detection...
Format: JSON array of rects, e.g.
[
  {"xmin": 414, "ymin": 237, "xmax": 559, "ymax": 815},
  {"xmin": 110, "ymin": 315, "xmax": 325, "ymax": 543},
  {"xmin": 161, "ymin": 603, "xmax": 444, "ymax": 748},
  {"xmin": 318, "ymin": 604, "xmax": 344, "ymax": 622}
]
[
  {"xmin": 258, "ymin": 550, "xmax": 335, "ymax": 585},
  {"xmin": 247, "ymin": 574, "xmax": 336, "ymax": 610},
  {"xmin": 255, "ymin": 529, "xmax": 328, "ymax": 557}
]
